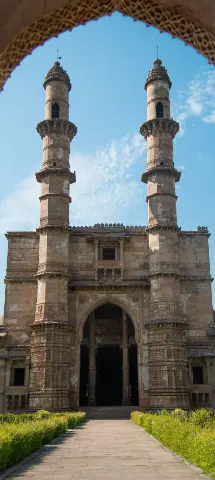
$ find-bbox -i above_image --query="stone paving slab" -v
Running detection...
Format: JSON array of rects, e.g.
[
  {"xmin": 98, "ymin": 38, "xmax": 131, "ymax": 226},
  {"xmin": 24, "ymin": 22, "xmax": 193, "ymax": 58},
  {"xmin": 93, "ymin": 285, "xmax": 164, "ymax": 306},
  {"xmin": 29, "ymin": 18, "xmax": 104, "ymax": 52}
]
[{"xmin": 1, "ymin": 420, "xmax": 210, "ymax": 480}]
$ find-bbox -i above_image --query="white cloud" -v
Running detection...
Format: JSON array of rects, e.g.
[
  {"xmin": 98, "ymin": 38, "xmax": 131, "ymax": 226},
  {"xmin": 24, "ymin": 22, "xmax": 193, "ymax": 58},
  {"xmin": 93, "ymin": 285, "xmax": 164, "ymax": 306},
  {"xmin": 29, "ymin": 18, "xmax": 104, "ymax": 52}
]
[
  {"xmin": 0, "ymin": 132, "xmax": 146, "ymax": 234},
  {"xmin": 173, "ymin": 68, "xmax": 215, "ymax": 135}
]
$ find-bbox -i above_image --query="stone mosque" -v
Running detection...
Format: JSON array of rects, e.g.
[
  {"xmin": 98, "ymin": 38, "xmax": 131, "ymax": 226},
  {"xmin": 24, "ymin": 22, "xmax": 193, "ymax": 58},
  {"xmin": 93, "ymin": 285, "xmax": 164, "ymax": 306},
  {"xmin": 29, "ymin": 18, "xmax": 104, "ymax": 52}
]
[{"xmin": 0, "ymin": 58, "xmax": 214, "ymax": 413}]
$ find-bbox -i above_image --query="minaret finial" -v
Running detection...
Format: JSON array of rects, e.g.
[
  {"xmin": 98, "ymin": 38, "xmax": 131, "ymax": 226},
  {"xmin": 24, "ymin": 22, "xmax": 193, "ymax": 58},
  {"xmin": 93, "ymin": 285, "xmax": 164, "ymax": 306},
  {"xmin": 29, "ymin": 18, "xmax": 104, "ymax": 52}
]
[
  {"xmin": 56, "ymin": 49, "xmax": 62, "ymax": 62},
  {"xmin": 156, "ymin": 45, "xmax": 159, "ymax": 59}
]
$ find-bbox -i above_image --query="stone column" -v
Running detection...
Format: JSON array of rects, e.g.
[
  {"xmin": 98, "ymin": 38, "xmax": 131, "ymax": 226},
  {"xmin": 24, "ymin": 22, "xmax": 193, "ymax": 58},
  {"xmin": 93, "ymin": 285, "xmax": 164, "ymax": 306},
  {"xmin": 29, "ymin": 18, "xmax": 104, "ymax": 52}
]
[
  {"xmin": 88, "ymin": 312, "xmax": 96, "ymax": 405},
  {"xmin": 122, "ymin": 310, "xmax": 129, "ymax": 405}
]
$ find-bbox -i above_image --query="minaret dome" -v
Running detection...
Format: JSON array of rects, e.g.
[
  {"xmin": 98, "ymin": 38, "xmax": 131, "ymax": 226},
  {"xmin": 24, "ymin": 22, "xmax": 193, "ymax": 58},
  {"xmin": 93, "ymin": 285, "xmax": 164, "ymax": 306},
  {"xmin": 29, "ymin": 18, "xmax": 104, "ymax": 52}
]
[
  {"xmin": 145, "ymin": 58, "xmax": 171, "ymax": 121},
  {"xmin": 43, "ymin": 61, "xmax": 71, "ymax": 121}
]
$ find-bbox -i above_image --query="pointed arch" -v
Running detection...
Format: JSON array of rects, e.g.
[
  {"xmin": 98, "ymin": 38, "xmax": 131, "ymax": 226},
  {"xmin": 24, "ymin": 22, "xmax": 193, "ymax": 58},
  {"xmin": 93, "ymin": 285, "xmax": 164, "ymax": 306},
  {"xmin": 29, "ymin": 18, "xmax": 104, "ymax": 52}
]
[
  {"xmin": 156, "ymin": 101, "xmax": 163, "ymax": 118},
  {"xmin": 52, "ymin": 102, "xmax": 60, "ymax": 119},
  {"xmin": 1, "ymin": 1, "xmax": 215, "ymax": 92},
  {"xmin": 79, "ymin": 296, "xmax": 139, "ymax": 343}
]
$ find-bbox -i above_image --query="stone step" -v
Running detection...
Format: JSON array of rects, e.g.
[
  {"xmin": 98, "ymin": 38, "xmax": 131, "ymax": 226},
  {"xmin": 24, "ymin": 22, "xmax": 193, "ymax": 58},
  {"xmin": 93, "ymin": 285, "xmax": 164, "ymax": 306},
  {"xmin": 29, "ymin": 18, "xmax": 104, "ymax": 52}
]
[{"xmin": 79, "ymin": 405, "xmax": 139, "ymax": 419}]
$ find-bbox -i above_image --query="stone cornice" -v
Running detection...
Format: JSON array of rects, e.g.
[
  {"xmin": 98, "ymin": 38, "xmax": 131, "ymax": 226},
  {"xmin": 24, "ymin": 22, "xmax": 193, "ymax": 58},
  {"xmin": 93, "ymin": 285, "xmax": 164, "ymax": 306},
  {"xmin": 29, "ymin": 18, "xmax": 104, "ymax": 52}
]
[
  {"xmin": 36, "ymin": 168, "xmax": 76, "ymax": 184},
  {"xmin": 69, "ymin": 224, "xmax": 147, "ymax": 236},
  {"xmin": 68, "ymin": 280, "xmax": 150, "ymax": 289},
  {"xmin": 5, "ymin": 270, "xmax": 37, "ymax": 283},
  {"xmin": 30, "ymin": 321, "xmax": 73, "ymax": 331},
  {"xmin": 179, "ymin": 227, "xmax": 210, "ymax": 237},
  {"xmin": 37, "ymin": 119, "xmax": 77, "ymax": 141},
  {"xmin": 180, "ymin": 276, "xmax": 213, "ymax": 282},
  {"xmin": 146, "ymin": 320, "xmax": 188, "ymax": 329},
  {"xmin": 5, "ymin": 232, "xmax": 39, "ymax": 239},
  {"xmin": 39, "ymin": 193, "xmax": 71, "ymax": 203},
  {"xmin": 140, "ymin": 118, "xmax": 179, "ymax": 139},
  {"xmin": 141, "ymin": 166, "xmax": 181, "ymax": 184},
  {"xmin": 146, "ymin": 192, "xmax": 178, "ymax": 202},
  {"xmin": 86, "ymin": 235, "xmax": 131, "ymax": 242},
  {"xmin": 37, "ymin": 226, "xmax": 70, "ymax": 234},
  {"xmin": 146, "ymin": 224, "xmax": 180, "ymax": 233}
]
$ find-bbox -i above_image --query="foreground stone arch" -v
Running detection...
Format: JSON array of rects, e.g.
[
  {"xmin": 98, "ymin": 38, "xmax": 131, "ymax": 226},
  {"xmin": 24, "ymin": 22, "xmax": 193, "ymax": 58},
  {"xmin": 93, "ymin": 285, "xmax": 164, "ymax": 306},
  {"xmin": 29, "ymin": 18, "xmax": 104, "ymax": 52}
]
[{"xmin": 1, "ymin": 0, "xmax": 215, "ymax": 92}]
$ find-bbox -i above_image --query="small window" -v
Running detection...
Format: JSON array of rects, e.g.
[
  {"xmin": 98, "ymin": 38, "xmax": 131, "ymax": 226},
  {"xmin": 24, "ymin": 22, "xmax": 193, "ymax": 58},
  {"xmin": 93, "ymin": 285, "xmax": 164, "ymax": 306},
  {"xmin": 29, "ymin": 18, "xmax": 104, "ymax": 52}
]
[
  {"xmin": 192, "ymin": 366, "xmax": 203, "ymax": 384},
  {"xmin": 14, "ymin": 367, "xmax": 25, "ymax": 386},
  {"xmin": 52, "ymin": 102, "xmax": 59, "ymax": 119},
  {"xmin": 102, "ymin": 248, "xmax": 115, "ymax": 261},
  {"xmin": 156, "ymin": 102, "xmax": 163, "ymax": 118}
]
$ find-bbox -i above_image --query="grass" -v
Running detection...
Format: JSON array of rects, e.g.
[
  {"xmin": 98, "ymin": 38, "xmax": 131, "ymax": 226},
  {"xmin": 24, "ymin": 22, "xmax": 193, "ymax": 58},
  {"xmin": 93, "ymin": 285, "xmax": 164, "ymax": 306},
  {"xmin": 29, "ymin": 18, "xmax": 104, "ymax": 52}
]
[
  {"xmin": 131, "ymin": 408, "xmax": 215, "ymax": 478},
  {"xmin": 0, "ymin": 410, "xmax": 86, "ymax": 471}
]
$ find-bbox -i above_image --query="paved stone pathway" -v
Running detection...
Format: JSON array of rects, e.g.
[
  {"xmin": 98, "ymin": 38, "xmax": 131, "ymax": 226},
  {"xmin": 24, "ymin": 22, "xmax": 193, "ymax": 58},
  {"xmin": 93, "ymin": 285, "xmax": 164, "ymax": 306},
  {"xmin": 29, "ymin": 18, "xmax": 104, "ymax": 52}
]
[{"xmin": 6, "ymin": 420, "xmax": 208, "ymax": 479}]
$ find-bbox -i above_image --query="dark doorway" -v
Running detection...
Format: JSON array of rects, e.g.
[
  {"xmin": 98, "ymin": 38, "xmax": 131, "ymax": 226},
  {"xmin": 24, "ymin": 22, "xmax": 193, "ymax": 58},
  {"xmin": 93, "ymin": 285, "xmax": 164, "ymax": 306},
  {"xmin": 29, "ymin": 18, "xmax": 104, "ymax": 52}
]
[
  {"xmin": 14, "ymin": 367, "xmax": 25, "ymax": 386},
  {"xmin": 129, "ymin": 345, "xmax": 139, "ymax": 405},
  {"xmin": 79, "ymin": 345, "xmax": 89, "ymax": 406},
  {"xmin": 192, "ymin": 366, "xmax": 204, "ymax": 384},
  {"xmin": 96, "ymin": 346, "xmax": 122, "ymax": 405}
]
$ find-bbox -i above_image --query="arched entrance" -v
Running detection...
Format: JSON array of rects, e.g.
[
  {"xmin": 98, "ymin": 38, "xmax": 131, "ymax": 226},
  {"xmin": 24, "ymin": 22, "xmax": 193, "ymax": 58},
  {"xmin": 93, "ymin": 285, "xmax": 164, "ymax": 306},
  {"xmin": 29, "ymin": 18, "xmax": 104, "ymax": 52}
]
[{"xmin": 79, "ymin": 302, "xmax": 138, "ymax": 407}]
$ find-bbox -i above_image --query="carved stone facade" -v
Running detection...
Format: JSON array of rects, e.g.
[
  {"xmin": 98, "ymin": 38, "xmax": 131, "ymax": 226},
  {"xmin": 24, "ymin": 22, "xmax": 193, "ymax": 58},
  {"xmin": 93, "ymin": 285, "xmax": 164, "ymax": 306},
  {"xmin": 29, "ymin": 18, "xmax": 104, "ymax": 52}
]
[{"xmin": 0, "ymin": 59, "xmax": 215, "ymax": 412}]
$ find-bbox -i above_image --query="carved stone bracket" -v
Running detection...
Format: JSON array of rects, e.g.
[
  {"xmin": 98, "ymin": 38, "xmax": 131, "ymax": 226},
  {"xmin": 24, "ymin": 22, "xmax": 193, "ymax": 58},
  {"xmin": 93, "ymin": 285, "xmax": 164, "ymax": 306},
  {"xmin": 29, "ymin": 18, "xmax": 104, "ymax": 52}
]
[
  {"xmin": 37, "ymin": 119, "xmax": 77, "ymax": 140},
  {"xmin": 140, "ymin": 118, "xmax": 179, "ymax": 139}
]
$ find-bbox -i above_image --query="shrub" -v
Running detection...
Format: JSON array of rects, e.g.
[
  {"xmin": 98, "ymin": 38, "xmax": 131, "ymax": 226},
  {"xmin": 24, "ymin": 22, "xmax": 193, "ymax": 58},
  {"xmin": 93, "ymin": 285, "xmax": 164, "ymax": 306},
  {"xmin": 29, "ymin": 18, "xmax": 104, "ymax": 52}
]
[
  {"xmin": 131, "ymin": 410, "xmax": 215, "ymax": 477},
  {"xmin": 189, "ymin": 408, "xmax": 213, "ymax": 427},
  {"xmin": 34, "ymin": 410, "xmax": 51, "ymax": 420},
  {"xmin": 171, "ymin": 408, "xmax": 188, "ymax": 421},
  {"xmin": 0, "ymin": 411, "xmax": 86, "ymax": 471}
]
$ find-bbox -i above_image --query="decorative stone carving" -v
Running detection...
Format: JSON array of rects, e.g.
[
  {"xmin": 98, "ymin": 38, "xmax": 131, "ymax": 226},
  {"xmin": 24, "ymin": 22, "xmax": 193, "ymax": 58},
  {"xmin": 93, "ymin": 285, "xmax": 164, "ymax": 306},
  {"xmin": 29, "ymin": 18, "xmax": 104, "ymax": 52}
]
[
  {"xmin": 43, "ymin": 61, "xmax": 71, "ymax": 90},
  {"xmin": 37, "ymin": 119, "xmax": 77, "ymax": 140},
  {"xmin": 35, "ymin": 303, "xmax": 68, "ymax": 315},
  {"xmin": 1, "ymin": 0, "xmax": 215, "ymax": 94},
  {"xmin": 37, "ymin": 263, "xmax": 68, "ymax": 276},
  {"xmin": 145, "ymin": 58, "xmax": 172, "ymax": 89},
  {"xmin": 39, "ymin": 216, "xmax": 68, "ymax": 228},
  {"xmin": 140, "ymin": 118, "xmax": 179, "ymax": 139},
  {"xmin": 197, "ymin": 226, "xmax": 208, "ymax": 233}
]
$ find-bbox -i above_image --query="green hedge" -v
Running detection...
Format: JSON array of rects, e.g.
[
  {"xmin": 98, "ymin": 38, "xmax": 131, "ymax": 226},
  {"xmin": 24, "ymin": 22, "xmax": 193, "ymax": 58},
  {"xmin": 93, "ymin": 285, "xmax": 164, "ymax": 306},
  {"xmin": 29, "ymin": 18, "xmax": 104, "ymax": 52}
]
[
  {"xmin": 0, "ymin": 411, "xmax": 86, "ymax": 471},
  {"xmin": 131, "ymin": 410, "xmax": 215, "ymax": 477}
]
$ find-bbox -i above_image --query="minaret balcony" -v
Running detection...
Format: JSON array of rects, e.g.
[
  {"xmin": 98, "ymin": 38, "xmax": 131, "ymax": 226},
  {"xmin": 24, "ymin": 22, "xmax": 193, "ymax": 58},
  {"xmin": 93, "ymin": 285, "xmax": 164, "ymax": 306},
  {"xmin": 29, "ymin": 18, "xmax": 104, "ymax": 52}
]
[
  {"xmin": 37, "ymin": 119, "xmax": 77, "ymax": 140},
  {"xmin": 141, "ymin": 166, "xmax": 181, "ymax": 183},
  {"xmin": 140, "ymin": 118, "xmax": 179, "ymax": 140}
]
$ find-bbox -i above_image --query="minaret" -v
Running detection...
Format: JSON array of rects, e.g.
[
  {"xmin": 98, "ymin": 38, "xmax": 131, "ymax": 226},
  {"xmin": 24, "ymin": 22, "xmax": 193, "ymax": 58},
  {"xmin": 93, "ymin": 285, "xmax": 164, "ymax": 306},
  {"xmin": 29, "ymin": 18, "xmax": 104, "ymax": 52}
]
[
  {"xmin": 29, "ymin": 62, "xmax": 77, "ymax": 411},
  {"xmin": 140, "ymin": 59, "xmax": 190, "ymax": 409}
]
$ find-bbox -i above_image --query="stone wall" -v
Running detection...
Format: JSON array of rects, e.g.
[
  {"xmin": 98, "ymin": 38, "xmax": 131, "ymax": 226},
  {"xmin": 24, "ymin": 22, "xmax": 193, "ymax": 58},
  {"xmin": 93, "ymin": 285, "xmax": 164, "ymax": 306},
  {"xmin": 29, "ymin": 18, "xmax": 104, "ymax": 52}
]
[{"xmin": 4, "ymin": 232, "xmax": 39, "ymax": 346}]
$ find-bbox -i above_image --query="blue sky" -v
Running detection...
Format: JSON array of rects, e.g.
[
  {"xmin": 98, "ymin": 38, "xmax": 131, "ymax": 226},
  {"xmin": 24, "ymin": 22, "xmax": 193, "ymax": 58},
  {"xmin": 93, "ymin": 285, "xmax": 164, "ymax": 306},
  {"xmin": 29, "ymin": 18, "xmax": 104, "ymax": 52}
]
[{"xmin": 0, "ymin": 12, "xmax": 215, "ymax": 313}]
